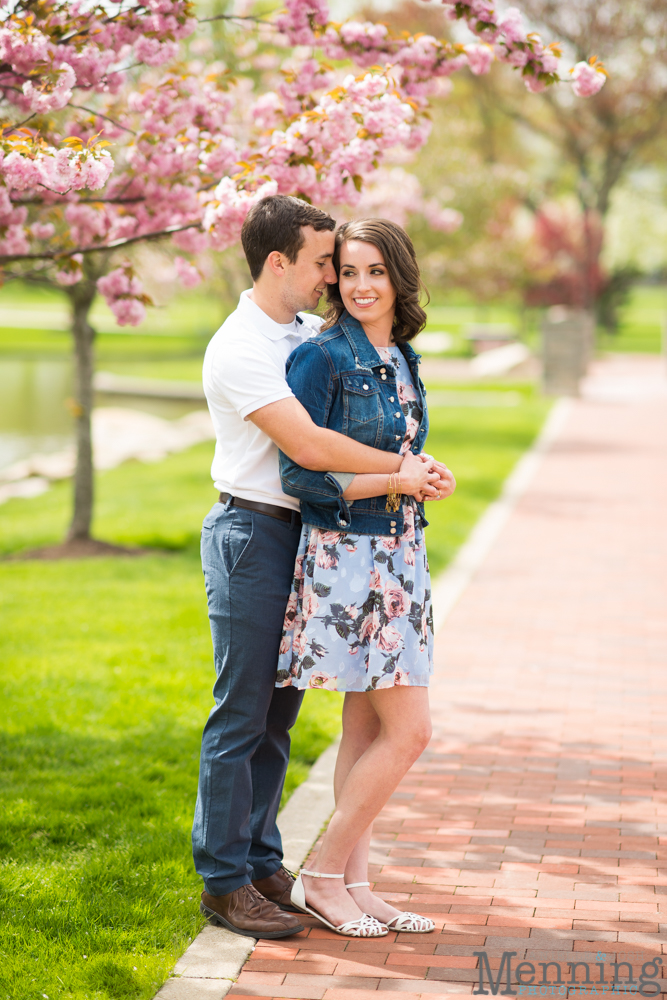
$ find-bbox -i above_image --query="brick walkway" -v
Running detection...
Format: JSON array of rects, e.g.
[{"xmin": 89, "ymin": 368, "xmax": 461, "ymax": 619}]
[{"xmin": 231, "ymin": 355, "xmax": 667, "ymax": 1000}]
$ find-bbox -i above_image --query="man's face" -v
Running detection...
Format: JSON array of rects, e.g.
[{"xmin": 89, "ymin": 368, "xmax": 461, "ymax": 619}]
[{"xmin": 282, "ymin": 226, "xmax": 336, "ymax": 314}]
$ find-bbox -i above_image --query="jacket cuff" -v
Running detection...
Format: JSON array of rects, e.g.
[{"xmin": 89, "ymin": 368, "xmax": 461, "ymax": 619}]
[
  {"xmin": 326, "ymin": 471, "xmax": 356, "ymax": 493},
  {"xmin": 324, "ymin": 472, "xmax": 354, "ymax": 528}
]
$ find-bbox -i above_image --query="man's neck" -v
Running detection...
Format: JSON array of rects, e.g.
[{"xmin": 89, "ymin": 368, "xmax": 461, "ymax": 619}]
[{"xmin": 249, "ymin": 284, "xmax": 296, "ymax": 325}]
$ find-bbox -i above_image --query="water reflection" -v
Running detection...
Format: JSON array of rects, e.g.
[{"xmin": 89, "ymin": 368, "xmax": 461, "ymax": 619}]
[
  {"xmin": 0, "ymin": 359, "xmax": 73, "ymax": 471},
  {"xmin": 0, "ymin": 358, "xmax": 207, "ymax": 472}
]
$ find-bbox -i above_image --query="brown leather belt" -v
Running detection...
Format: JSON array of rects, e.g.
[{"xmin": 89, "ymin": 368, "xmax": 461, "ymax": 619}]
[{"xmin": 219, "ymin": 492, "xmax": 301, "ymax": 525}]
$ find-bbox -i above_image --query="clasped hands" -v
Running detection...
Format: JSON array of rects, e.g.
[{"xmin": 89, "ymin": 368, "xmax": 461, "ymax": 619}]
[{"xmin": 398, "ymin": 450, "xmax": 456, "ymax": 503}]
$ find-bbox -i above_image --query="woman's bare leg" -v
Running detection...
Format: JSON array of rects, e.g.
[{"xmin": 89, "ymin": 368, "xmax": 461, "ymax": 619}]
[{"xmin": 302, "ymin": 686, "xmax": 431, "ymax": 926}]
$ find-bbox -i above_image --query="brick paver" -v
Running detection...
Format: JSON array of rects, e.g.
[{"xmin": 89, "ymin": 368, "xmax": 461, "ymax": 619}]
[{"xmin": 230, "ymin": 355, "xmax": 667, "ymax": 1000}]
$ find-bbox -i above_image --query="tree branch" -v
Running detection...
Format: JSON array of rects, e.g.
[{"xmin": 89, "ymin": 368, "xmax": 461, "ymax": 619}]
[
  {"xmin": 199, "ymin": 13, "xmax": 271, "ymax": 23},
  {"xmin": 67, "ymin": 103, "xmax": 137, "ymax": 135},
  {"xmin": 2, "ymin": 113, "xmax": 36, "ymax": 137},
  {"xmin": 0, "ymin": 222, "xmax": 202, "ymax": 264}
]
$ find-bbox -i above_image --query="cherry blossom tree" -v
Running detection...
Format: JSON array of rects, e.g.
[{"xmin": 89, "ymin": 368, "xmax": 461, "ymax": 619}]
[{"xmin": 0, "ymin": 0, "xmax": 606, "ymax": 550}]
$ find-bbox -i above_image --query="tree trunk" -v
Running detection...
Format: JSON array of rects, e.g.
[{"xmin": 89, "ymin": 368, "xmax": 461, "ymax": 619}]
[{"xmin": 66, "ymin": 278, "xmax": 98, "ymax": 542}]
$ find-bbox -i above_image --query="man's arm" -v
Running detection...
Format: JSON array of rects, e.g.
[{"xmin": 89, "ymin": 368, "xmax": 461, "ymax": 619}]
[{"xmin": 249, "ymin": 396, "xmax": 402, "ymax": 474}]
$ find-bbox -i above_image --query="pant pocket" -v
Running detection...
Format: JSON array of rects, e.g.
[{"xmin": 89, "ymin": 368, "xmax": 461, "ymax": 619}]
[{"xmin": 222, "ymin": 509, "xmax": 254, "ymax": 576}]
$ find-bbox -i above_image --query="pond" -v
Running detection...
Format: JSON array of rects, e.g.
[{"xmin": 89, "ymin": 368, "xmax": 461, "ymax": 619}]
[{"xmin": 0, "ymin": 359, "xmax": 206, "ymax": 473}]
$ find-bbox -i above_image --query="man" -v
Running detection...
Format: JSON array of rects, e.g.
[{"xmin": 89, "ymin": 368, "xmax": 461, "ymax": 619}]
[{"xmin": 193, "ymin": 195, "xmax": 451, "ymax": 939}]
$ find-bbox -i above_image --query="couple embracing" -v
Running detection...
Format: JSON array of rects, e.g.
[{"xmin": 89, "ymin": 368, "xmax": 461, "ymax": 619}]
[{"xmin": 192, "ymin": 194, "xmax": 456, "ymax": 940}]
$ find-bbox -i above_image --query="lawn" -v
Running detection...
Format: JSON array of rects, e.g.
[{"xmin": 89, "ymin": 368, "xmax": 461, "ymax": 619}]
[
  {"xmin": 1, "ymin": 282, "xmax": 664, "ymax": 367},
  {"xmin": 0, "ymin": 385, "xmax": 549, "ymax": 999}
]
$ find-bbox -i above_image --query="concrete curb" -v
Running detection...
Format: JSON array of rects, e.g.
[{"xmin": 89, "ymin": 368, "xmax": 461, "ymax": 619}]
[
  {"xmin": 154, "ymin": 739, "xmax": 340, "ymax": 998},
  {"xmin": 154, "ymin": 397, "xmax": 571, "ymax": 997},
  {"xmin": 431, "ymin": 396, "xmax": 571, "ymax": 633}
]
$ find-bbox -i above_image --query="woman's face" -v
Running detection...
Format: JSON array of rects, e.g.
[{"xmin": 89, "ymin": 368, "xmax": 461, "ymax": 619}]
[{"xmin": 338, "ymin": 239, "xmax": 397, "ymax": 328}]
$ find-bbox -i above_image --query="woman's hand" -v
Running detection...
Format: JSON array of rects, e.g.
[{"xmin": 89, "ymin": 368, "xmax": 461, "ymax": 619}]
[
  {"xmin": 399, "ymin": 451, "xmax": 441, "ymax": 500},
  {"xmin": 417, "ymin": 452, "xmax": 456, "ymax": 501}
]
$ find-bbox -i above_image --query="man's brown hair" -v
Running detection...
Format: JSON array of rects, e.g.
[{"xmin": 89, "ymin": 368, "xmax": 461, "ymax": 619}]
[{"xmin": 241, "ymin": 195, "xmax": 336, "ymax": 281}]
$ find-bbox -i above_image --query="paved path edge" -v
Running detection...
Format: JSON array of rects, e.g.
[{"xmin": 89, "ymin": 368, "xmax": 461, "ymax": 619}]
[
  {"xmin": 431, "ymin": 395, "xmax": 571, "ymax": 633},
  {"xmin": 154, "ymin": 396, "xmax": 570, "ymax": 999},
  {"xmin": 154, "ymin": 742, "xmax": 341, "ymax": 998}
]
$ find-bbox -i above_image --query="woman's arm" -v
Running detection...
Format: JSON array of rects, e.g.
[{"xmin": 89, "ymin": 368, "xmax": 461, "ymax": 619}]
[{"xmin": 341, "ymin": 452, "xmax": 444, "ymax": 501}]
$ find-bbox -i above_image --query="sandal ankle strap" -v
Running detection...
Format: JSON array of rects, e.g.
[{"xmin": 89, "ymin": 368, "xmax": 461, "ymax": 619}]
[
  {"xmin": 300, "ymin": 869, "xmax": 345, "ymax": 879},
  {"xmin": 345, "ymin": 881, "xmax": 371, "ymax": 889}
]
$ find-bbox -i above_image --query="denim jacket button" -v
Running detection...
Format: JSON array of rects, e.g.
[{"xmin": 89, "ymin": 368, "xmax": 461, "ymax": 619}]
[
  {"xmin": 381, "ymin": 374, "xmax": 387, "ymax": 380},
  {"xmin": 389, "ymin": 396, "xmax": 395, "ymax": 402},
  {"xmin": 390, "ymin": 520, "xmax": 397, "ymax": 526},
  {"xmin": 362, "ymin": 384, "xmax": 369, "ymax": 390},
  {"xmin": 395, "ymin": 434, "xmax": 400, "ymax": 440},
  {"xmin": 394, "ymin": 412, "xmax": 400, "ymax": 418},
  {"xmin": 380, "ymin": 367, "xmax": 386, "ymax": 373},
  {"xmin": 390, "ymin": 528, "xmax": 397, "ymax": 534}
]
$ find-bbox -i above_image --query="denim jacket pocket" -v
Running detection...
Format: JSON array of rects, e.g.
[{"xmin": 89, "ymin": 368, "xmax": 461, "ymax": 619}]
[{"xmin": 342, "ymin": 373, "xmax": 381, "ymax": 424}]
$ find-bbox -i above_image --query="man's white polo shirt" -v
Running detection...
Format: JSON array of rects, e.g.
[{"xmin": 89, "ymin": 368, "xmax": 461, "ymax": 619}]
[{"xmin": 203, "ymin": 289, "xmax": 322, "ymax": 511}]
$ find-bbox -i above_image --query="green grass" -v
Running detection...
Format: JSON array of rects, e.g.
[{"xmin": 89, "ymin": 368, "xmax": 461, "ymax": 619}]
[
  {"xmin": 598, "ymin": 285, "xmax": 665, "ymax": 353},
  {"xmin": 0, "ymin": 389, "xmax": 549, "ymax": 999}
]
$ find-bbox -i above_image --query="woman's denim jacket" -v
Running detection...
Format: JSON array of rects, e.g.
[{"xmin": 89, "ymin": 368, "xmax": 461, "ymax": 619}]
[{"xmin": 279, "ymin": 311, "xmax": 429, "ymax": 536}]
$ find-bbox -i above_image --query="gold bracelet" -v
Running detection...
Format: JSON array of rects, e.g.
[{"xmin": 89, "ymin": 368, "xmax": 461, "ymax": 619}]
[{"xmin": 385, "ymin": 471, "xmax": 402, "ymax": 513}]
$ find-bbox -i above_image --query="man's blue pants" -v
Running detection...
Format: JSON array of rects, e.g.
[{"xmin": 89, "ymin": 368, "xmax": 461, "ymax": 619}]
[{"xmin": 192, "ymin": 499, "xmax": 304, "ymax": 896}]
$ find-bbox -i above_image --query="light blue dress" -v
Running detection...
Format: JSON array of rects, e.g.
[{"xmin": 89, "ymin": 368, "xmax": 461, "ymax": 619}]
[{"xmin": 276, "ymin": 346, "xmax": 434, "ymax": 693}]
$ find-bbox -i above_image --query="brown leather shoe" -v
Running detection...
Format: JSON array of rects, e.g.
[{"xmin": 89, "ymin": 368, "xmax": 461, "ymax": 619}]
[
  {"xmin": 252, "ymin": 865, "xmax": 299, "ymax": 913},
  {"xmin": 200, "ymin": 884, "xmax": 303, "ymax": 939}
]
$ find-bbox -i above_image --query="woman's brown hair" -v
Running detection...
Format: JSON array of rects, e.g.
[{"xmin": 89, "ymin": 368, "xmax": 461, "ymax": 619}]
[{"xmin": 322, "ymin": 218, "xmax": 429, "ymax": 343}]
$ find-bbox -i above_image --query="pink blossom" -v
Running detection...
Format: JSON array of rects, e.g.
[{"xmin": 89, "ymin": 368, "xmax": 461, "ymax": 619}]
[
  {"xmin": 97, "ymin": 266, "xmax": 147, "ymax": 327},
  {"xmin": 108, "ymin": 298, "xmax": 146, "ymax": 326},
  {"xmin": 174, "ymin": 256, "xmax": 202, "ymax": 288},
  {"xmin": 465, "ymin": 44, "xmax": 494, "ymax": 76},
  {"xmin": 496, "ymin": 7, "xmax": 525, "ymax": 44},
  {"xmin": 30, "ymin": 222, "xmax": 55, "ymax": 240},
  {"xmin": 203, "ymin": 178, "xmax": 278, "ymax": 251},
  {"xmin": 55, "ymin": 254, "xmax": 83, "ymax": 286},
  {"xmin": 22, "ymin": 63, "xmax": 75, "ymax": 114},
  {"xmin": 0, "ymin": 223, "xmax": 29, "ymax": 256},
  {"xmin": 279, "ymin": 635, "xmax": 291, "ymax": 655},
  {"xmin": 427, "ymin": 203, "xmax": 464, "ymax": 233},
  {"xmin": 571, "ymin": 61, "xmax": 606, "ymax": 98},
  {"xmin": 524, "ymin": 74, "xmax": 547, "ymax": 94},
  {"xmin": 294, "ymin": 555, "xmax": 305, "ymax": 581}
]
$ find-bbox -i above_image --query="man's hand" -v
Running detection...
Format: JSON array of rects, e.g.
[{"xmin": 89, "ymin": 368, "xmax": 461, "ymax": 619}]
[{"xmin": 418, "ymin": 452, "xmax": 456, "ymax": 501}]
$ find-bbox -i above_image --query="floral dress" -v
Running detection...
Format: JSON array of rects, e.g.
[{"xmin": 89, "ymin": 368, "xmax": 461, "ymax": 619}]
[{"xmin": 276, "ymin": 346, "xmax": 434, "ymax": 693}]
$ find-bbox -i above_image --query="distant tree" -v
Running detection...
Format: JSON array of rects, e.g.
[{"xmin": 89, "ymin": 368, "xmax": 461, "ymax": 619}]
[{"xmin": 492, "ymin": 0, "xmax": 667, "ymax": 321}]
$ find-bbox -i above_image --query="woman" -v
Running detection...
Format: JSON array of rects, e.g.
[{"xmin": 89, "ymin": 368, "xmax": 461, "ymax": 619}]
[{"xmin": 277, "ymin": 219, "xmax": 455, "ymax": 938}]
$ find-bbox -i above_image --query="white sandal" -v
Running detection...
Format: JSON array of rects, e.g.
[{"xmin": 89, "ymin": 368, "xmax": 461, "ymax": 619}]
[
  {"xmin": 291, "ymin": 870, "xmax": 388, "ymax": 938},
  {"xmin": 345, "ymin": 881, "xmax": 435, "ymax": 934}
]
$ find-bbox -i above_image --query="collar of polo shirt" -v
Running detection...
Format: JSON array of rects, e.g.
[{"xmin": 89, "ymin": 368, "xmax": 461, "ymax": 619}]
[{"xmin": 239, "ymin": 289, "xmax": 305, "ymax": 341}]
